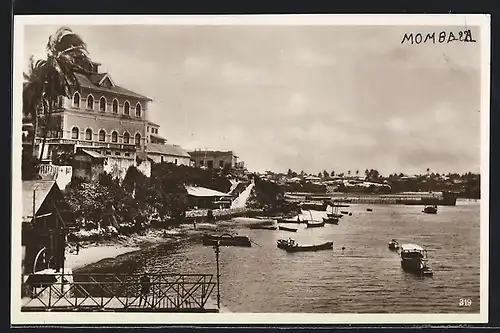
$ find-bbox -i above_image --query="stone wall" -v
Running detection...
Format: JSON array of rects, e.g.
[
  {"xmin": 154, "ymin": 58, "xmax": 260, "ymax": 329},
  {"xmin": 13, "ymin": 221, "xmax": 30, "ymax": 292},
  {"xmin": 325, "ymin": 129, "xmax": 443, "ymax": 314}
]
[
  {"xmin": 103, "ymin": 156, "xmax": 151, "ymax": 180},
  {"xmin": 39, "ymin": 164, "xmax": 73, "ymax": 190}
]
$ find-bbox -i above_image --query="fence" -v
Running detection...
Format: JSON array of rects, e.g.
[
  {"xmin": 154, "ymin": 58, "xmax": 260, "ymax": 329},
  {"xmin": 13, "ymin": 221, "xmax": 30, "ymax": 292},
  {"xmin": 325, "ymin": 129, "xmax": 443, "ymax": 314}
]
[{"xmin": 21, "ymin": 272, "xmax": 218, "ymax": 312}]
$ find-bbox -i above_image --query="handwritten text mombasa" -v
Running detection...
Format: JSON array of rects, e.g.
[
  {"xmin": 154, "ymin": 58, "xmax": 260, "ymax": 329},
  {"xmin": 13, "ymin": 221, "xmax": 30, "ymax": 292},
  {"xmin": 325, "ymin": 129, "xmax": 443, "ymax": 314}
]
[{"xmin": 401, "ymin": 29, "xmax": 476, "ymax": 44}]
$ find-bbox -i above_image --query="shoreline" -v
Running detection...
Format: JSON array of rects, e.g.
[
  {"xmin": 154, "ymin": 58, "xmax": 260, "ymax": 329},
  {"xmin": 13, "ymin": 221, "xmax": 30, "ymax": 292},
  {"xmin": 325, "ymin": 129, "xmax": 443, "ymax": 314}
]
[{"xmin": 65, "ymin": 215, "xmax": 264, "ymax": 272}]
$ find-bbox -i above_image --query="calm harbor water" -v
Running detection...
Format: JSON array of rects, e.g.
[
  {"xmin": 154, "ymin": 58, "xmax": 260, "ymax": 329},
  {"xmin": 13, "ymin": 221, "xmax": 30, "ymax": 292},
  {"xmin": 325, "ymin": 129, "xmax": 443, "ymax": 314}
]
[{"xmin": 81, "ymin": 200, "xmax": 481, "ymax": 313}]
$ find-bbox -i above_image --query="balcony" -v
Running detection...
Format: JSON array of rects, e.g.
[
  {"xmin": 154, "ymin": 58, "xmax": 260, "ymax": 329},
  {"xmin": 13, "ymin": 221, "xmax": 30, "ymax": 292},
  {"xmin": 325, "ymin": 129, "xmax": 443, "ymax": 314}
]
[{"xmin": 40, "ymin": 138, "xmax": 138, "ymax": 151}]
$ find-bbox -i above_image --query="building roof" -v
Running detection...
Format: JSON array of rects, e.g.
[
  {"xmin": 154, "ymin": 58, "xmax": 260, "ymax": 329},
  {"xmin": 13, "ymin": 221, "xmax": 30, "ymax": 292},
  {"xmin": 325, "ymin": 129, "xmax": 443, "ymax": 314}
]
[
  {"xmin": 22, "ymin": 180, "xmax": 57, "ymax": 222},
  {"xmin": 148, "ymin": 120, "xmax": 160, "ymax": 127},
  {"xmin": 189, "ymin": 150, "xmax": 237, "ymax": 158},
  {"xmin": 80, "ymin": 149, "xmax": 105, "ymax": 159},
  {"xmin": 185, "ymin": 186, "xmax": 231, "ymax": 197},
  {"xmin": 150, "ymin": 133, "xmax": 167, "ymax": 142},
  {"xmin": 146, "ymin": 143, "xmax": 190, "ymax": 158},
  {"xmin": 75, "ymin": 72, "xmax": 153, "ymax": 101}
]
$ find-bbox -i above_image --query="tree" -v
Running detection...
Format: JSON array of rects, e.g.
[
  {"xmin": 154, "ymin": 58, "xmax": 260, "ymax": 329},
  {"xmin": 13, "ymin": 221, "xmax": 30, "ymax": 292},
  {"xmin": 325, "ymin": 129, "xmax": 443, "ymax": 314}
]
[
  {"xmin": 23, "ymin": 56, "xmax": 49, "ymax": 157},
  {"xmin": 347, "ymin": 170, "xmax": 351, "ymax": 177},
  {"xmin": 323, "ymin": 170, "xmax": 329, "ymax": 178},
  {"xmin": 25, "ymin": 27, "xmax": 94, "ymax": 160},
  {"xmin": 330, "ymin": 170, "xmax": 335, "ymax": 177},
  {"xmin": 287, "ymin": 169, "xmax": 293, "ymax": 177},
  {"xmin": 356, "ymin": 170, "xmax": 359, "ymax": 177}
]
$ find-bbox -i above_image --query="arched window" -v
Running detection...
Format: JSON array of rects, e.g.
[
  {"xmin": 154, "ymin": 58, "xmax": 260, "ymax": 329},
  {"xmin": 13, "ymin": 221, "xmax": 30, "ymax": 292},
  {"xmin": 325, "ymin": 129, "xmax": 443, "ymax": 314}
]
[
  {"xmin": 73, "ymin": 92, "xmax": 80, "ymax": 108},
  {"xmin": 111, "ymin": 131, "xmax": 118, "ymax": 143},
  {"xmin": 85, "ymin": 128, "xmax": 92, "ymax": 141},
  {"xmin": 99, "ymin": 129, "xmax": 106, "ymax": 142},
  {"xmin": 57, "ymin": 96, "xmax": 64, "ymax": 108},
  {"xmin": 71, "ymin": 127, "xmax": 79, "ymax": 139},
  {"xmin": 123, "ymin": 132, "xmax": 130, "ymax": 144},
  {"xmin": 86, "ymin": 95, "xmax": 94, "ymax": 110},
  {"xmin": 135, "ymin": 103, "xmax": 142, "ymax": 117},
  {"xmin": 124, "ymin": 101, "xmax": 130, "ymax": 115},
  {"xmin": 134, "ymin": 133, "xmax": 141, "ymax": 147},
  {"xmin": 99, "ymin": 97, "xmax": 107, "ymax": 112},
  {"xmin": 112, "ymin": 99, "xmax": 118, "ymax": 113}
]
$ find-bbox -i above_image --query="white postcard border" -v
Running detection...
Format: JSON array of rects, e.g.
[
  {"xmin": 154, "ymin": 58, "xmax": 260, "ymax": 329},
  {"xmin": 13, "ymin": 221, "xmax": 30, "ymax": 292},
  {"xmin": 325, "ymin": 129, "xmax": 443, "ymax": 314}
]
[{"xmin": 11, "ymin": 14, "xmax": 490, "ymax": 325}]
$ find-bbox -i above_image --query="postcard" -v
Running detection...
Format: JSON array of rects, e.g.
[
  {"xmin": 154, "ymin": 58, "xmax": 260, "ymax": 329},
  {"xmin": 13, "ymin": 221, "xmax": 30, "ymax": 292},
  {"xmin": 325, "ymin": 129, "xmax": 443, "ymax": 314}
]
[{"xmin": 11, "ymin": 14, "xmax": 490, "ymax": 325}]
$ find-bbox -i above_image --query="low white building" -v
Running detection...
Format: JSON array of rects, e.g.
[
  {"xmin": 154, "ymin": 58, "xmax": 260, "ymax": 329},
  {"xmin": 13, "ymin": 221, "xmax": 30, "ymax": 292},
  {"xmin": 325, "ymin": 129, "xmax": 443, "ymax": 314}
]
[{"xmin": 144, "ymin": 143, "xmax": 191, "ymax": 165}]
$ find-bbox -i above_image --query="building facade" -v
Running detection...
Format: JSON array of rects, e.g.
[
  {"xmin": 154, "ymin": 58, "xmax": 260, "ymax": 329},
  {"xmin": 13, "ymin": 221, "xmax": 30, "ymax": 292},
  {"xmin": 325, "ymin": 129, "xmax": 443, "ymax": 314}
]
[
  {"xmin": 37, "ymin": 62, "xmax": 151, "ymax": 161},
  {"xmin": 146, "ymin": 120, "xmax": 166, "ymax": 144},
  {"xmin": 189, "ymin": 150, "xmax": 242, "ymax": 170}
]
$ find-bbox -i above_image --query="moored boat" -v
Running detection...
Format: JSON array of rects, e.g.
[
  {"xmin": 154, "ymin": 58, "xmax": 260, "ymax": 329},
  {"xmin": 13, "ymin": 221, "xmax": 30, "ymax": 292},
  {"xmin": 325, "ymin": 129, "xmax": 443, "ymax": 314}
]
[
  {"xmin": 249, "ymin": 225, "xmax": 277, "ymax": 230},
  {"xmin": 322, "ymin": 217, "xmax": 339, "ymax": 225},
  {"xmin": 399, "ymin": 243, "xmax": 434, "ymax": 276},
  {"xmin": 327, "ymin": 213, "xmax": 343, "ymax": 218},
  {"xmin": 276, "ymin": 216, "xmax": 307, "ymax": 224},
  {"xmin": 423, "ymin": 205, "xmax": 438, "ymax": 214},
  {"xmin": 202, "ymin": 234, "xmax": 252, "ymax": 247},
  {"xmin": 277, "ymin": 238, "xmax": 333, "ymax": 252},
  {"xmin": 306, "ymin": 221, "xmax": 325, "ymax": 228},
  {"xmin": 278, "ymin": 225, "xmax": 298, "ymax": 232},
  {"xmin": 299, "ymin": 201, "xmax": 328, "ymax": 211},
  {"xmin": 388, "ymin": 239, "xmax": 400, "ymax": 250}
]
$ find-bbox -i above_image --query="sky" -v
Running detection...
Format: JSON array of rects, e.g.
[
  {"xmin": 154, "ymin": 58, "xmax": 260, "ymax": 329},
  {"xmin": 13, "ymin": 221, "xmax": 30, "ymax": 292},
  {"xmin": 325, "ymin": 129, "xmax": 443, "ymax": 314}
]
[{"xmin": 22, "ymin": 24, "xmax": 482, "ymax": 175}]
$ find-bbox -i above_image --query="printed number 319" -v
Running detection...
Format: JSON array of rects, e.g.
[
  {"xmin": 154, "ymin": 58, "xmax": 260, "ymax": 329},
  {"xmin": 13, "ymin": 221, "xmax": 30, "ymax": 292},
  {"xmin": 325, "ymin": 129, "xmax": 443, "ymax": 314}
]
[{"xmin": 459, "ymin": 298, "xmax": 472, "ymax": 306}]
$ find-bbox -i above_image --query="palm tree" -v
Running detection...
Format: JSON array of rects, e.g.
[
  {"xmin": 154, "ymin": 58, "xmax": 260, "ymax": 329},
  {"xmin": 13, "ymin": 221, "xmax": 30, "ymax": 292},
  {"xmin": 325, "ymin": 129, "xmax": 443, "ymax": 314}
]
[
  {"xmin": 25, "ymin": 27, "xmax": 93, "ymax": 160},
  {"xmin": 23, "ymin": 56, "xmax": 49, "ymax": 156}
]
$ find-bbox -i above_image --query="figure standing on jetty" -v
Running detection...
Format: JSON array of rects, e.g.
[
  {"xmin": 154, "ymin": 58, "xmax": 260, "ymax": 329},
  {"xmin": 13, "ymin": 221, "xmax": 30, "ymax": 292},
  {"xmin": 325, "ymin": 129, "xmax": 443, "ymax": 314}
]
[{"xmin": 139, "ymin": 271, "xmax": 151, "ymax": 307}]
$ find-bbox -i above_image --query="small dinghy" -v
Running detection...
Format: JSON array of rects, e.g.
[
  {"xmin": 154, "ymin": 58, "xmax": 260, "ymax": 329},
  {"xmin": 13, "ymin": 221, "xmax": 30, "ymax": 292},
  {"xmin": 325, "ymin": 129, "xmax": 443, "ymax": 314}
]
[
  {"xmin": 306, "ymin": 221, "xmax": 325, "ymax": 228},
  {"xmin": 388, "ymin": 239, "xmax": 400, "ymax": 250},
  {"xmin": 366, "ymin": 208, "xmax": 373, "ymax": 212},
  {"xmin": 322, "ymin": 217, "xmax": 339, "ymax": 225},
  {"xmin": 423, "ymin": 205, "xmax": 438, "ymax": 214},
  {"xmin": 249, "ymin": 225, "xmax": 277, "ymax": 230},
  {"xmin": 278, "ymin": 225, "xmax": 298, "ymax": 232}
]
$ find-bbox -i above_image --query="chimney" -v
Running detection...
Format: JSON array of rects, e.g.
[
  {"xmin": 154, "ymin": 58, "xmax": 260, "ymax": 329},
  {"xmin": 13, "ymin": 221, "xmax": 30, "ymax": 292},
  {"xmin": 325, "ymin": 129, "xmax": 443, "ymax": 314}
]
[{"xmin": 91, "ymin": 62, "xmax": 101, "ymax": 73}]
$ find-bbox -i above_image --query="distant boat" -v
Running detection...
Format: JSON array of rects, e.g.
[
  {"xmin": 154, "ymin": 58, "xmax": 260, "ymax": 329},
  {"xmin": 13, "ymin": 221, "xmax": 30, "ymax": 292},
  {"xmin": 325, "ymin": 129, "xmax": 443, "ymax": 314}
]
[
  {"xmin": 277, "ymin": 238, "xmax": 333, "ymax": 252},
  {"xmin": 249, "ymin": 225, "xmax": 277, "ymax": 230},
  {"xmin": 366, "ymin": 208, "xmax": 373, "ymax": 212},
  {"xmin": 299, "ymin": 201, "xmax": 328, "ymax": 211},
  {"xmin": 327, "ymin": 203, "xmax": 343, "ymax": 220},
  {"xmin": 423, "ymin": 205, "xmax": 438, "ymax": 214},
  {"xmin": 388, "ymin": 239, "xmax": 400, "ymax": 250},
  {"xmin": 399, "ymin": 243, "xmax": 434, "ymax": 276},
  {"xmin": 306, "ymin": 221, "xmax": 325, "ymax": 228},
  {"xmin": 322, "ymin": 217, "xmax": 339, "ymax": 225},
  {"xmin": 278, "ymin": 225, "xmax": 298, "ymax": 232},
  {"xmin": 340, "ymin": 211, "xmax": 349, "ymax": 215},
  {"xmin": 202, "ymin": 234, "xmax": 252, "ymax": 247},
  {"xmin": 276, "ymin": 216, "xmax": 307, "ymax": 224}
]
